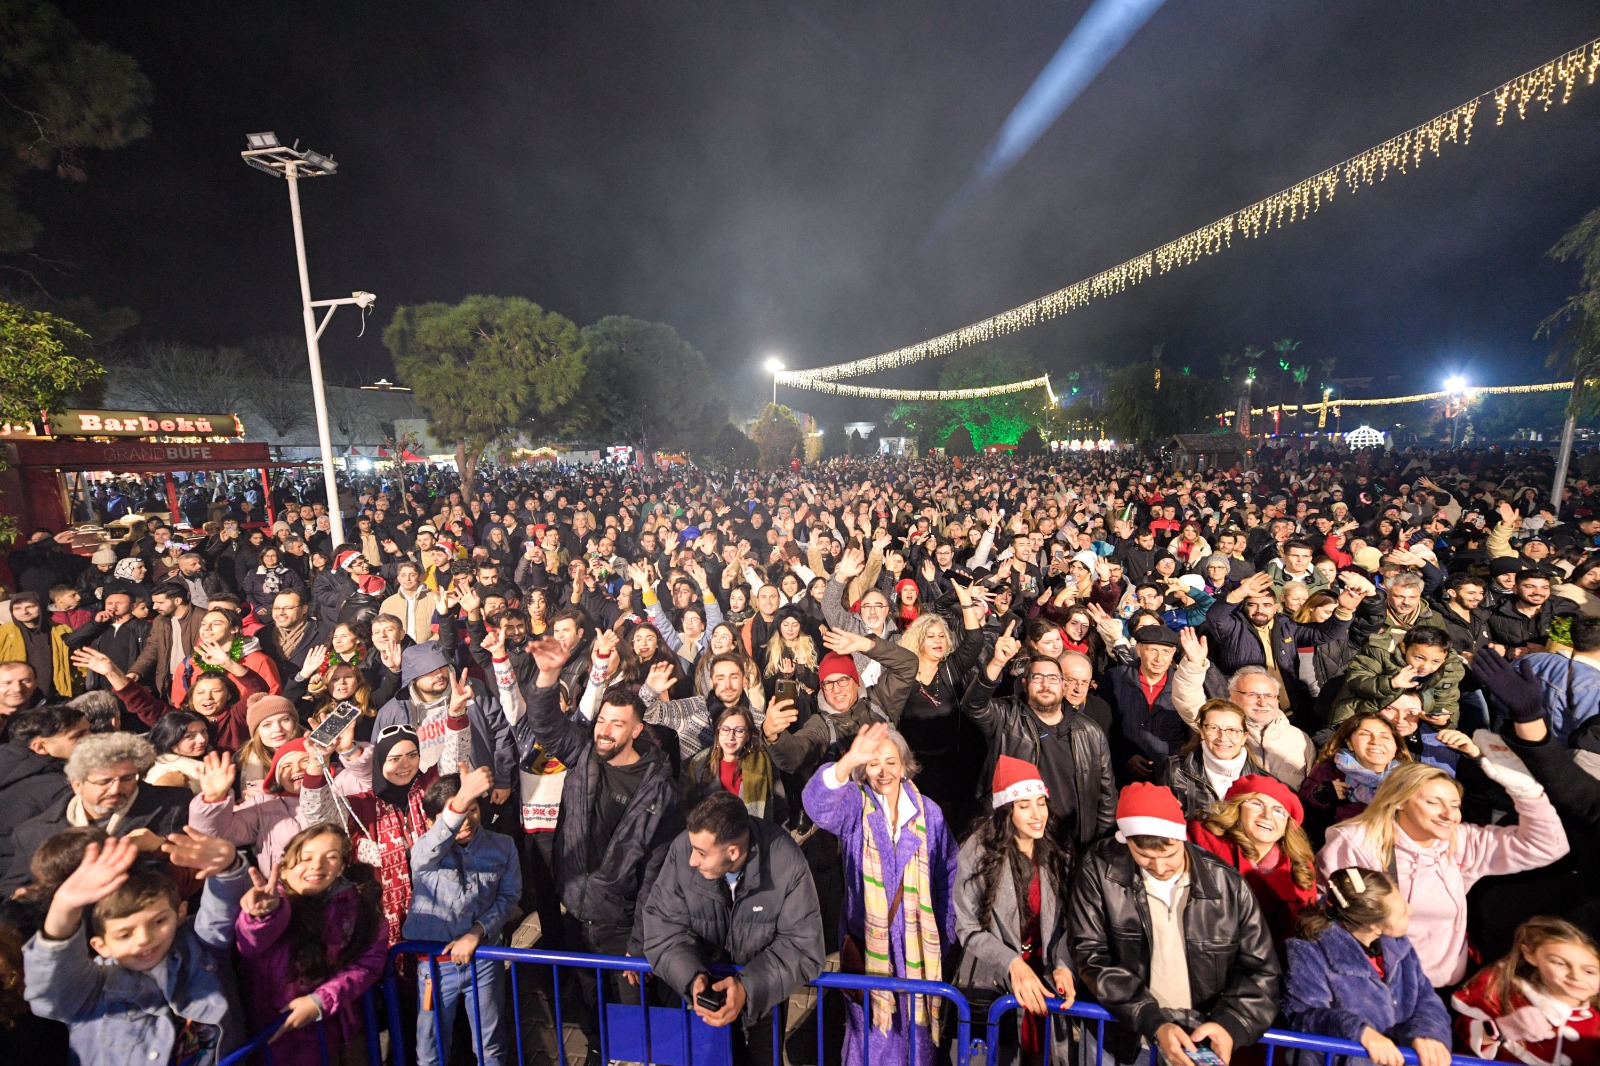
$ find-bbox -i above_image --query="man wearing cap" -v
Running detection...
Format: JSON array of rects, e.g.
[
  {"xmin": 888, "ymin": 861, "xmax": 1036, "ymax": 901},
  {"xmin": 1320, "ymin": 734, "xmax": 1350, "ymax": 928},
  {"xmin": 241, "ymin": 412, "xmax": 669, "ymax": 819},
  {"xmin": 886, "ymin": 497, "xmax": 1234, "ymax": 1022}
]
[
  {"xmin": 824, "ymin": 548, "xmax": 899, "ymax": 686},
  {"xmin": 312, "ymin": 547, "xmax": 381, "ymax": 623},
  {"xmin": 1104, "ymin": 626, "xmax": 1193, "ymax": 785},
  {"xmin": 374, "ymin": 642, "xmax": 514, "ymax": 799},
  {"xmin": 962, "ymin": 624, "xmax": 1115, "ymax": 847},
  {"xmin": 0, "ymin": 592, "xmax": 77, "ymax": 700},
  {"xmin": 1069, "ymin": 782, "xmax": 1280, "ymax": 1066}
]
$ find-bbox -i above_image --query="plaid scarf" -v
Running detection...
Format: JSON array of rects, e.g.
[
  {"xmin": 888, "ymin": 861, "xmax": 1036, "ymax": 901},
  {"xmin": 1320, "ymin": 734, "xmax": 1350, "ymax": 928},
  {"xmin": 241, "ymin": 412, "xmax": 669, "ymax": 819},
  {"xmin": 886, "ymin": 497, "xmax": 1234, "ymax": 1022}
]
[{"xmin": 860, "ymin": 780, "xmax": 941, "ymax": 1042}]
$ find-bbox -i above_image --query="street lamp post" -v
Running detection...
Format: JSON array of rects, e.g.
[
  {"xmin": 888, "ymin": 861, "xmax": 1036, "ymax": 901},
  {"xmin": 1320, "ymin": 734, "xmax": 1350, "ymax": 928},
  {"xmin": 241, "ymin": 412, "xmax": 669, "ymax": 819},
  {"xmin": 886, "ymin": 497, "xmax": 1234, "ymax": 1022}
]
[
  {"xmin": 241, "ymin": 132, "xmax": 375, "ymax": 548},
  {"xmin": 1443, "ymin": 376, "xmax": 1469, "ymax": 448},
  {"xmin": 764, "ymin": 356, "xmax": 784, "ymax": 408}
]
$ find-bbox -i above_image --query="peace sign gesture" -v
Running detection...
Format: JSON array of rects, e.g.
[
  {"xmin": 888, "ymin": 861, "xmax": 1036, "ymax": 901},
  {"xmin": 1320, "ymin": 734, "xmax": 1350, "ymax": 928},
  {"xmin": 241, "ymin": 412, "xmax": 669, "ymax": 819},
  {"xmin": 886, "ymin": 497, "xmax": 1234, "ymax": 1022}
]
[
  {"xmin": 241, "ymin": 864, "xmax": 282, "ymax": 918},
  {"xmin": 446, "ymin": 668, "xmax": 474, "ymax": 717}
]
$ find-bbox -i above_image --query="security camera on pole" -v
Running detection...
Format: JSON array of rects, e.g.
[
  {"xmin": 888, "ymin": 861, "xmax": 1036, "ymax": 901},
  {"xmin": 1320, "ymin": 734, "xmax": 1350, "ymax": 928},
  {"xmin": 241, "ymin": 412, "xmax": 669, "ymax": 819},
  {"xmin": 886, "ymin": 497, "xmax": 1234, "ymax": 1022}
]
[{"xmin": 241, "ymin": 132, "xmax": 375, "ymax": 547}]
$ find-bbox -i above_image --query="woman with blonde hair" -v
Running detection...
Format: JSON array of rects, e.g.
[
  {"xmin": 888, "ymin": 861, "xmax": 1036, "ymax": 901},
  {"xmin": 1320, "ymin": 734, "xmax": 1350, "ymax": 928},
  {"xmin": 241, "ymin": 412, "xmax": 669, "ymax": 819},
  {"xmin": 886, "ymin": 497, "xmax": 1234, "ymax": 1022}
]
[
  {"xmin": 896, "ymin": 583, "xmax": 984, "ymax": 827},
  {"xmin": 762, "ymin": 606, "xmax": 819, "ymax": 696},
  {"xmin": 1189, "ymin": 774, "xmax": 1318, "ymax": 948},
  {"xmin": 1317, "ymin": 757, "xmax": 1571, "ymax": 988}
]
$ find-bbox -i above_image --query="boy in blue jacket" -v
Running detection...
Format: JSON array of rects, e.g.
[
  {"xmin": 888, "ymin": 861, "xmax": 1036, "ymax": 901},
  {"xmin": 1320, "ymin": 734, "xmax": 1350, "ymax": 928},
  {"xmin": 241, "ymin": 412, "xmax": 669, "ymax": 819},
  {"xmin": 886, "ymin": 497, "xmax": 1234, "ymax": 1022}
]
[
  {"xmin": 23, "ymin": 828, "xmax": 254, "ymax": 1066},
  {"xmin": 405, "ymin": 760, "xmax": 522, "ymax": 1066}
]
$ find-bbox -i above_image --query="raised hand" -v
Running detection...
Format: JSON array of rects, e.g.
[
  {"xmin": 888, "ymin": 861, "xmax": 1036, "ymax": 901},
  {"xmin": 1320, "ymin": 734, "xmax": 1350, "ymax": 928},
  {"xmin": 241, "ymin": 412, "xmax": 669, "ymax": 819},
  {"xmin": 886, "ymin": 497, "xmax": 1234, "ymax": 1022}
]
[
  {"xmin": 196, "ymin": 640, "xmax": 235, "ymax": 669},
  {"xmin": 833, "ymin": 547, "xmax": 865, "ymax": 582},
  {"xmin": 1390, "ymin": 664, "xmax": 1420, "ymax": 691},
  {"xmin": 446, "ymin": 668, "xmax": 474, "ymax": 717},
  {"xmin": 458, "ymin": 585, "xmax": 482, "ymax": 616},
  {"xmin": 529, "ymin": 638, "xmax": 570, "ymax": 682},
  {"xmin": 991, "ymin": 620, "xmax": 1022, "ymax": 666},
  {"xmin": 161, "ymin": 827, "xmax": 238, "ymax": 878},
  {"xmin": 478, "ymin": 624, "xmax": 506, "ymax": 660},
  {"xmin": 820, "ymin": 627, "xmax": 873, "ymax": 657},
  {"xmin": 452, "ymin": 760, "xmax": 494, "ymax": 808},
  {"xmin": 198, "ymin": 751, "xmax": 237, "ymax": 803},
  {"xmin": 1178, "ymin": 627, "xmax": 1207, "ymax": 664},
  {"xmin": 53, "ymin": 836, "xmax": 141, "ymax": 912},
  {"xmin": 762, "ymin": 698, "xmax": 798, "ymax": 742},
  {"xmin": 240, "ymin": 864, "xmax": 281, "ymax": 915},
  {"xmin": 645, "ymin": 660, "xmax": 677, "ymax": 697},
  {"xmin": 839, "ymin": 721, "xmax": 889, "ymax": 777},
  {"xmin": 300, "ymin": 644, "xmax": 329, "ymax": 677},
  {"xmin": 70, "ymin": 646, "xmax": 118, "ymax": 677},
  {"xmin": 591, "ymin": 627, "xmax": 619, "ymax": 660}
]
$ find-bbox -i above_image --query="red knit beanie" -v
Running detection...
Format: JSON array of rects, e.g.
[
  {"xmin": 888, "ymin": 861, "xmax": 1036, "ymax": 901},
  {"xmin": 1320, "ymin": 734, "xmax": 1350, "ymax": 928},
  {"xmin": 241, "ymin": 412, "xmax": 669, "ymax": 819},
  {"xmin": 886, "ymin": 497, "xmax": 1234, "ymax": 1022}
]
[{"xmin": 818, "ymin": 652, "xmax": 859, "ymax": 684}]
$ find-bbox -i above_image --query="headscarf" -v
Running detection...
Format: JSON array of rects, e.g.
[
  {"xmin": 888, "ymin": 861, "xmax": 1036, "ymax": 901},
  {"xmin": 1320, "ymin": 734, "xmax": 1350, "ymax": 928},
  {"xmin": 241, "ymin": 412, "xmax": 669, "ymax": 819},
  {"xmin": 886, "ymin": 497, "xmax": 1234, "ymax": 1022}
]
[{"xmin": 372, "ymin": 725, "xmax": 421, "ymax": 808}]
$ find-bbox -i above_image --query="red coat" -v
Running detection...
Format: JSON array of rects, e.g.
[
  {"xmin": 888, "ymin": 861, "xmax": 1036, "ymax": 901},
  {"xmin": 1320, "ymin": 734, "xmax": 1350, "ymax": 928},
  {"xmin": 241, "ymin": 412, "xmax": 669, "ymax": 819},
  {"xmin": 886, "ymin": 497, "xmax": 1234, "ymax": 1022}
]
[
  {"xmin": 116, "ymin": 665, "xmax": 270, "ymax": 752},
  {"xmin": 1188, "ymin": 819, "xmax": 1317, "ymax": 947},
  {"xmin": 1452, "ymin": 965, "xmax": 1600, "ymax": 1066}
]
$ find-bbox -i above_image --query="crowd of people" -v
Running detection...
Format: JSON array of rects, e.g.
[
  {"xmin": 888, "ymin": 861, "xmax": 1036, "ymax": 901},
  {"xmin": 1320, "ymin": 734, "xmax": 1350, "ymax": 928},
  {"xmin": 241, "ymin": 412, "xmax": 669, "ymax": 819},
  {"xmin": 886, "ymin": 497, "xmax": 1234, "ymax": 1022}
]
[{"xmin": 1, "ymin": 439, "xmax": 1599, "ymax": 1066}]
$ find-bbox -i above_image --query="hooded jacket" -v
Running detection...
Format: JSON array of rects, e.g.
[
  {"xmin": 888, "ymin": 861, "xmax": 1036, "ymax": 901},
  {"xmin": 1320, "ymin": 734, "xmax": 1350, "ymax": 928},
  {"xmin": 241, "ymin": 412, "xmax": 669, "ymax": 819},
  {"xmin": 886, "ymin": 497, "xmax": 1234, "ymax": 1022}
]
[{"xmin": 513, "ymin": 680, "xmax": 684, "ymax": 942}]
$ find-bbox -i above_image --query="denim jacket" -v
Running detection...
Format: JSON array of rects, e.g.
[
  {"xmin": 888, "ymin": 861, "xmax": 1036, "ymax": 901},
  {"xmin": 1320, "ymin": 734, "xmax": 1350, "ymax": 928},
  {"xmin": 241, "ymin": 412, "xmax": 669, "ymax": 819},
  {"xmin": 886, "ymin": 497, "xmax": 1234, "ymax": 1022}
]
[
  {"xmin": 401, "ymin": 807, "xmax": 521, "ymax": 943},
  {"xmin": 23, "ymin": 859, "xmax": 252, "ymax": 1066}
]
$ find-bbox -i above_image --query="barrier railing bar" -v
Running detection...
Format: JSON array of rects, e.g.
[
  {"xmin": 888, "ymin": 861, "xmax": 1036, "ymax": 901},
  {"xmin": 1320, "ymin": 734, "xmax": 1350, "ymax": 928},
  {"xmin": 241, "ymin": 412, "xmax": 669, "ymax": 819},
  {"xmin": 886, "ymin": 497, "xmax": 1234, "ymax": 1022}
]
[
  {"xmin": 509, "ymin": 959, "xmax": 525, "ymax": 1066},
  {"xmin": 984, "ymin": 995, "xmax": 1502, "ymax": 1066},
  {"xmin": 468, "ymin": 956, "xmax": 487, "ymax": 1066}
]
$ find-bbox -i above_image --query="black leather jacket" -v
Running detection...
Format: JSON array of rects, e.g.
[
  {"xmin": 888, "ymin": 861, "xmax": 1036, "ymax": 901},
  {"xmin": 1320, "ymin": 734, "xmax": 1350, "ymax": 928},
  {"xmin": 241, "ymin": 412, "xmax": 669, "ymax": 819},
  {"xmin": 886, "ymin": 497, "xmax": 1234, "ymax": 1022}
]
[
  {"xmin": 1068, "ymin": 838, "xmax": 1281, "ymax": 1060},
  {"xmin": 960, "ymin": 672, "xmax": 1116, "ymax": 845}
]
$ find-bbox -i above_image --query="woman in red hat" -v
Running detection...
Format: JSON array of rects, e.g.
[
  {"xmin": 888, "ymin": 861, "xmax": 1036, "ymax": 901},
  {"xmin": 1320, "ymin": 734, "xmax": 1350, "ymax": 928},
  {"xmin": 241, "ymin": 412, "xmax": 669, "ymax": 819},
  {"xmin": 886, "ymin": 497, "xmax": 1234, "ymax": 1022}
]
[
  {"xmin": 954, "ymin": 754, "xmax": 1076, "ymax": 1064},
  {"xmin": 1189, "ymin": 773, "xmax": 1318, "ymax": 949}
]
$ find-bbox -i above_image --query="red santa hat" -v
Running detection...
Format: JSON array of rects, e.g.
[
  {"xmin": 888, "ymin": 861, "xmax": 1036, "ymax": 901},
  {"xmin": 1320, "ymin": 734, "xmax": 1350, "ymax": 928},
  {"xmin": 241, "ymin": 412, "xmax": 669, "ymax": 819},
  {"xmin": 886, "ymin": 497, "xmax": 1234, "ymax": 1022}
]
[
  {"xmin": 991, "ymin": 755, "xmax": 1049, "ymax": 809},
  {"xmin": 334, "ymin": 548, "xmax": 362, "ymax": 571},
  {"xmin": 1114, "ymin": 782, "xmax": 1187, "ymax": 842}
]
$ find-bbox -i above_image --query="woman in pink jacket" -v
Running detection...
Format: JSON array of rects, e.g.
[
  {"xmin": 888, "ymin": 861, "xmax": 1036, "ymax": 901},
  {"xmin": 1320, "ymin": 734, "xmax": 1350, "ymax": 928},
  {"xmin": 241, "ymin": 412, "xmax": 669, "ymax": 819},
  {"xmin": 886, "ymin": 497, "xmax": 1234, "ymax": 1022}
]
[{"xmin": 1317, "ymin": 752, "xmax": 1569, "ymax": 989}]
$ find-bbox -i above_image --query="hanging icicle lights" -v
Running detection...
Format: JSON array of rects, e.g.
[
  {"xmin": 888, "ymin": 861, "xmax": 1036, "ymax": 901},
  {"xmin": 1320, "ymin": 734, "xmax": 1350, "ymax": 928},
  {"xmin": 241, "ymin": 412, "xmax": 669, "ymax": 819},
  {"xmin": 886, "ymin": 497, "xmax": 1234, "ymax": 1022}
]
[
  {"xmin": 777, "ymin": 38, "xmax": 1600, "ymax": 388},
  {"xmin": 787, "ymin": 374, "xmax": 1056, "ymax": 402}
]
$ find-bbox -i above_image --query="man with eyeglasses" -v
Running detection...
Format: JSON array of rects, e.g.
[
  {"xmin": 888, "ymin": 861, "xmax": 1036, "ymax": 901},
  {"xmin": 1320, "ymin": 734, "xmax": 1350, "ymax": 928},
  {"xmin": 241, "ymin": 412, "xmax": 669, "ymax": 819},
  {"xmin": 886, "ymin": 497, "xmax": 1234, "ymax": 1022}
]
[
  {"xmin": 642, "ymin": 648, "xmax": 760, "ymax": 764},
  {"xmin": 1174, "ymin": 628, "xmax": 1317, "ymax": 789},
  {"xmin": 2, "ymin": 732, "xmax": 190, "ymax": 893},
  {"xmin": 961, "ymin": 621, "xmax": 1115, "ymax": 846},
  {"xmin": 822, "ymin": 548, "xmax": 899, "ymax": 687}
]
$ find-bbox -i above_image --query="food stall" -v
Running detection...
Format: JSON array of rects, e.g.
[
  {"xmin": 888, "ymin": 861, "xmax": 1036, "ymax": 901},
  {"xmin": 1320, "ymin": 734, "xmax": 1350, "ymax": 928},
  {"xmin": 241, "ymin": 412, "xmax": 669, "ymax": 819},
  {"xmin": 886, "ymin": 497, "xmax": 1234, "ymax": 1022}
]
[{"xmin": 0, "ymin": 408, "xmax": 276, "ymax": 535}]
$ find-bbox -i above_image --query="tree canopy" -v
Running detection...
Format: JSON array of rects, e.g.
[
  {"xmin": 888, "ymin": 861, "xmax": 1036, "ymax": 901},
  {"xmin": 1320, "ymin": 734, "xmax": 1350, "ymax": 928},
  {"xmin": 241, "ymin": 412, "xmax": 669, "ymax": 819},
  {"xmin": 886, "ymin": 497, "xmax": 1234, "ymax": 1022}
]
[
  {"xmin": 385, "ymin": 295, "xmax": 587, "ymax": 490},
  {"xmin": 1539, "ymin": 203, "xmax": 1600, "ymax": 421},
  {"xmin": 751, "ymin": 403, "xmax": 804, "ymax": 469},
  {"xmin": 0, "ymin": 299, "xmax": 100, "ymax": 424},
  {"xmin": 571, "ymin": 315, "xmax": 727, "ymax": 455},
  {"xmin": 0, "ymin": 1, "xmax": 152, "ymax": 255},
  {"xmin": 887, "ymin": 344, "xmax": 1046, "ymax": 449}
]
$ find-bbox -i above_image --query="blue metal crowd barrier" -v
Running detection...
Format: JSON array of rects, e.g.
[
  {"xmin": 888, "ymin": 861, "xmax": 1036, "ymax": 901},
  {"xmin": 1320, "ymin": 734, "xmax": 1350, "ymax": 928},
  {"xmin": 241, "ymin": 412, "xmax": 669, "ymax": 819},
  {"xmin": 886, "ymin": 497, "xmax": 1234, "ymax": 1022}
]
[
  {"xmin": 983, "ymin": 995, "xmax": 1501, "ymax": 1066},
  {"xmin": 215, "ymin": 987, "xmax": 383, "ymax": 1066},
  {"xmin": 212, "ymin": 943, "xmax": 1507, "ymax": 1066}
]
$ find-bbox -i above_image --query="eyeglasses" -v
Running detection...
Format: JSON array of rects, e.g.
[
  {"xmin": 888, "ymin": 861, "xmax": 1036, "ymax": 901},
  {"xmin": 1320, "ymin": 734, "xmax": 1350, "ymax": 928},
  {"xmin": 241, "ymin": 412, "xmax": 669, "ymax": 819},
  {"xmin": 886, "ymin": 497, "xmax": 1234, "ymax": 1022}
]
[
  {"xmin": 84, "ymin": 772, "xmax": 138, "ymax": 789},
  {"xmin": 1028, "ymin": 673, "xmax": 1063, "ymax": 685},
  {"xmin": 821, "ymin": 676, "xmax": 856, "ymax": 689},
  {"xmin": 1202, "ymin": 725, "xmax": 1246, "ymax": 740},
  {"xmin": 1241, "ymin": 797, "xmax": 1289, "ymax": 821},
  {"xmin": 717, "ymin": 727, "xmax": 749, "ymax": 739}
]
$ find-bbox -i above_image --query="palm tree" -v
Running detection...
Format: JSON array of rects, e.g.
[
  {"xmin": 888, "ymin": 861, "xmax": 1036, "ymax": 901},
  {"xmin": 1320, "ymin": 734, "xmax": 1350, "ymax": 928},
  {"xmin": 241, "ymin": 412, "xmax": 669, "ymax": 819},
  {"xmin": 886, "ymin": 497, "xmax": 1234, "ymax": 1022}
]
[{"xmin": 1538, "ymin": 204, "xmax": 1600, "ymax": 505}]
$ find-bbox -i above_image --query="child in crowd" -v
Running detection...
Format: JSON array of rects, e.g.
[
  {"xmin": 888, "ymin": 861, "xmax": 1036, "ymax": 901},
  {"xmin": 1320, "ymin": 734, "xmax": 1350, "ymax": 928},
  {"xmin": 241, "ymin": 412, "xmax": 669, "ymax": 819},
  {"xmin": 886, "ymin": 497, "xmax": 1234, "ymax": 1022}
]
[
  {"xmin": 1453, "ymin": 917, "xmax": 1600, "ymax": 1066},
  {"xmin": 47, "ymin": 587, "xmax": 91, "ymax": 632},
  {"xmin": 1283, "ymin": 866, "xmax": 1453, "ymax": 1066},
  {"xmin": 233, "ymin": 822, "xmax": 388, "ymax": 1066},
  {"xmin": 21, "ymin": 829, "xmax": 252, "ymax": 1066},
  {"xmin": 404, "ymin": 762, "xmax": 521, "ymax": 1066}
]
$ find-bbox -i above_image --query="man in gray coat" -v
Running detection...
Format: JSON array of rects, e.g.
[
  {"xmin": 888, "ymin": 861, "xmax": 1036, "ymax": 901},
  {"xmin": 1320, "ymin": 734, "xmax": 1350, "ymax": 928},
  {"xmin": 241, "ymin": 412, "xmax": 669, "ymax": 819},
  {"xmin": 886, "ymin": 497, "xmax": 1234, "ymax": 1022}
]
[{"xmin": 641, "ymin": 791, "xmax": 825, "ymax": 1062}]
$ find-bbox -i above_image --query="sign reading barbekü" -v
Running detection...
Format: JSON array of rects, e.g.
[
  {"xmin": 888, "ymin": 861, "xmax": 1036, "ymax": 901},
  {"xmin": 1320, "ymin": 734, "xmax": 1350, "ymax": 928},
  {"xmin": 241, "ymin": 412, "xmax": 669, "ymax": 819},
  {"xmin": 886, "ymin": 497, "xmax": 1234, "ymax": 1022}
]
[{"xmin": 47, "ymin": 410, "xmax": 243, "ymax": 438}]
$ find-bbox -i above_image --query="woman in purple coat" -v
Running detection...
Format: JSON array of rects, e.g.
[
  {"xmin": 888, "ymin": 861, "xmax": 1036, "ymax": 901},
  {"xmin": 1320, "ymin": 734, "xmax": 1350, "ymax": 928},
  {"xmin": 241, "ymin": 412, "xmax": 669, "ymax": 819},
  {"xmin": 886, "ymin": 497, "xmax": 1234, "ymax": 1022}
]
[
  {"xmin": 234, "ymin": 822, "xmax": 389, "ymax": 1066},
  {"xmin": 803, "ymin": 722, "xmax": 959, "ymax": 1066}
]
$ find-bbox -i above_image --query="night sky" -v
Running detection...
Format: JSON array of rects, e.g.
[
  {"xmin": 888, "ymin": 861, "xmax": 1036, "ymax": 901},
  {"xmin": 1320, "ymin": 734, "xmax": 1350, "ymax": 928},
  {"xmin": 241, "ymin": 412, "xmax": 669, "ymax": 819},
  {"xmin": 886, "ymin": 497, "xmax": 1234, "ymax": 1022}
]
[{"xmin": 25, "ymin": 1, "xmax": 1600, "ymax": 423}]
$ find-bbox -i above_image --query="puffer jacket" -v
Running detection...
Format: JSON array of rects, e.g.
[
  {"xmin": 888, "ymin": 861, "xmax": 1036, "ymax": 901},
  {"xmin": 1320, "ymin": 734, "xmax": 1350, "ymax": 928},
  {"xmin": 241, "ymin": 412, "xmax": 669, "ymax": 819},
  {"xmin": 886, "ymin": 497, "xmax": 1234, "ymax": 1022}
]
[
  {"xmin": 640, "ymin": 816, "xmax": 825, "ymax": 1021},
  {"xmin": 1068, "ymin": 837, "xmax": 1281, "ymax": 1062},
  {"xmin": 1283, "ymin": 923, "xmax": 1451, "ymax": 1066},
  {"xmin": 1203, "ymin": 598, "xmax": 1352, "ymax": 716},
  {"xmin": 514, "ymin": 680, "xmax": 684, "ymax": 942},
  {"xmin": 959, "ymin": 672, "xmax": 1116, "ymax": 844},
  {"xmin": 23, "ymin": 859, "xmax": 252, "ymax": 1066},
  {"xmin": 0, "ymin": 743, "xmax": 70, "ymax": 873},
  {"xmin": 1330, "ymin": 643, "xmax": 1465, "ymax": 727}
]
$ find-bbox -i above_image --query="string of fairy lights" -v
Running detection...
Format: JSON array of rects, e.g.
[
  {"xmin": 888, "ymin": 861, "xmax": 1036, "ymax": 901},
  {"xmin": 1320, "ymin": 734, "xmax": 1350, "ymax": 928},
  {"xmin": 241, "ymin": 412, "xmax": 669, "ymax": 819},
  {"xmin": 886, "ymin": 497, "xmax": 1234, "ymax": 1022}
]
[
  {"xmin": 1223, "ymin": 379, "xmax": 1575, "ymax": 418},
  {"xmin": 784, "ymin": 374, "xmax": 1055, "ymax": 403},
  {"xmin": 774, "ymin": 36, "xmax": 1600, "ymax": 400}
]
